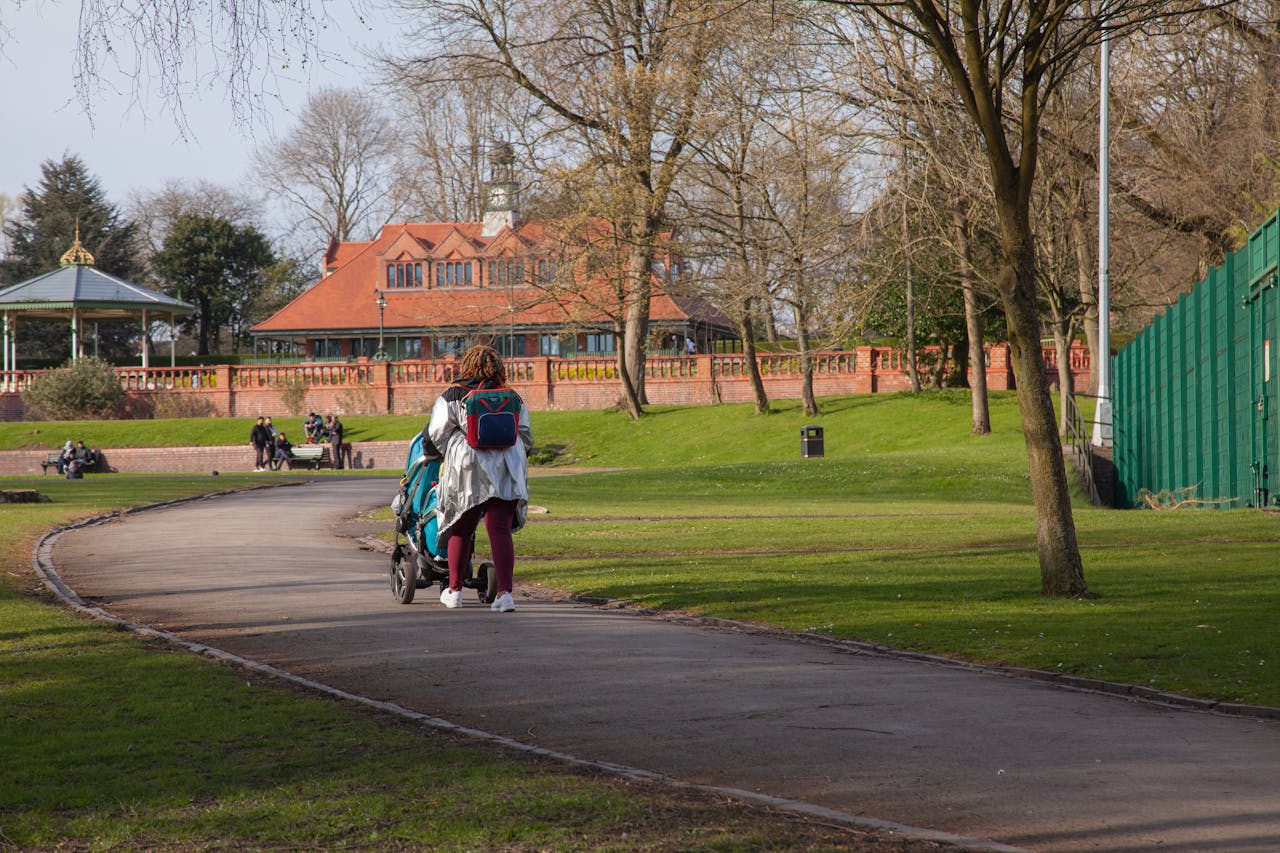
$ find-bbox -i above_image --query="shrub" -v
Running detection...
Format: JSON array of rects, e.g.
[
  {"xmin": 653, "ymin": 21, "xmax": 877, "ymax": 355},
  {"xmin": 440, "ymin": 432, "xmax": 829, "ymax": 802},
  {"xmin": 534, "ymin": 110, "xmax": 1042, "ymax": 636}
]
[
  {"xmin": 21, "ymin": 357, "xmax": 124, "ymax": 420},
  {"xmin": 150, "ymin": 393, "xmax": 218, "ymax": 419},
  {"xmin": 279, "ymin": 375, "xmax": 310, "ymax": 416}
]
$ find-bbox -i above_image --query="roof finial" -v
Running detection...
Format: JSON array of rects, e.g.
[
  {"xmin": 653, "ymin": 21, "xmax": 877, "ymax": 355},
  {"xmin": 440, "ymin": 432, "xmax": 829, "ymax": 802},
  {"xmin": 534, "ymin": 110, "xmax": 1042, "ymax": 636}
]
[{"xmin": 59, "ymin": 222, "xmax": 95, "ymax": 267}]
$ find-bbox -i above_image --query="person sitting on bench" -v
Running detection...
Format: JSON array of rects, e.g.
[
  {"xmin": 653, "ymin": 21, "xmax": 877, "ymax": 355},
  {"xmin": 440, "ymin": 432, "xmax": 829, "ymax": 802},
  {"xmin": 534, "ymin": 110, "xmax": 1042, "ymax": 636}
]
[
  {"xmin": 56, "ymin": 440, "xmax": 74, "ymax": 475},
  {"xmin": 66, "ymin": 441, "xmax": 97, "ymax": 479},
  {"xmin": 270, "ymin": 432, "xmax": 294, "ymax": 471}
]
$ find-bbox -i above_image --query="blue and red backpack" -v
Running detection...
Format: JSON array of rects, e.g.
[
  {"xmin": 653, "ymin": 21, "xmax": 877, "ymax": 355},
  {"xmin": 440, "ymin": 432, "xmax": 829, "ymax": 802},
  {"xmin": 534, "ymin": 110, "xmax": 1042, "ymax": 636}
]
[{"xmin": 457, "ymin": 384, "xmax": 522, "ymax": 449}]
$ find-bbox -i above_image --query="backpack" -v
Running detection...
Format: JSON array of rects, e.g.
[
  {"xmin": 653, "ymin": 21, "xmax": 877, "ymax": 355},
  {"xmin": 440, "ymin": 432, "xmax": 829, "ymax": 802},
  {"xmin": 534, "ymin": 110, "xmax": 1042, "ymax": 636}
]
[{"xmin": 458, "ymin": 385, "xmax": 522, "ymax": 449}]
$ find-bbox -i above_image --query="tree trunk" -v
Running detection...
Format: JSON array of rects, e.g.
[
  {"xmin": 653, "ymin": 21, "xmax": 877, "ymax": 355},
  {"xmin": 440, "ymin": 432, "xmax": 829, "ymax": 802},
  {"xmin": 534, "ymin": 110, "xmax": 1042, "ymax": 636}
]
[
  {"xmin": 614, "ymin": 317, "xmax": 644, "ymax": 420},
  {"xmin": 954, "ymin": 206, "xmax": 990, "ymax": 434},
  {"xmin": 904, "ymin": 240, "xmax": 921, "ymax": 393},
  {"xmin": 953, "ymin": 336, "xmax": 970, "ymax": 388},
  {"xmin": 794, "ymin": 296, "xmax": 818, "ymax": 417},
  {"xmin": 1051, "ymin": 318, "xmax": 1074, "ymax": 436},
  {"xmin": 1001, "ymin": 242, "xmax": 1089, "ymax": 598},
  {"xmin": 930, "ymin": 344, "xmax": 949, "ymax": 389},
  {"xmin": 738, "ymin": 303, "xmax": 770, "ymax": 414},
  {"xmin": 197, "ymin": 295, "xmax": 213, "ymax": 356},
  {"xmin": 624, "ymin": 241, "xmax": 652, "ymax": 406}
]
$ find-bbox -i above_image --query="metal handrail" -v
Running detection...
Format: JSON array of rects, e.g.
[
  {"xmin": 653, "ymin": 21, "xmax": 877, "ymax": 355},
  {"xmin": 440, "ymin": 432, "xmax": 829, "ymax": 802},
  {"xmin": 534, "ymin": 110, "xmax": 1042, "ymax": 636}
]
[{"xmin": 1063, "ymin": 393, "xmax": 1102, "ymax": 506}]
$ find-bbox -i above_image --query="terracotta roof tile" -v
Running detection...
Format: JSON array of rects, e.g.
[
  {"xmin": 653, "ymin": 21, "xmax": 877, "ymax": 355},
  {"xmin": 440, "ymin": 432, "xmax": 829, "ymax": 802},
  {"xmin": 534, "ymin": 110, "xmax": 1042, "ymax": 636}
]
[{"xmin": 253, "ymin": 220, "xmax": 730, "ymax": 335}]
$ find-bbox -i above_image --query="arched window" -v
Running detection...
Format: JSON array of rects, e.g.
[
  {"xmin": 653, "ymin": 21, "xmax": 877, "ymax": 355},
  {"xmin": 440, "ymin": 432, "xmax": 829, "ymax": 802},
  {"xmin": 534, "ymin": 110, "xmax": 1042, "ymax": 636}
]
[
  {"xmin": 385, "ymin": 262, "xmax": 424, "ymax": 289},
  {"xmin": 437, "ymin": 261, "xmax": 474, "ymax": 287}
]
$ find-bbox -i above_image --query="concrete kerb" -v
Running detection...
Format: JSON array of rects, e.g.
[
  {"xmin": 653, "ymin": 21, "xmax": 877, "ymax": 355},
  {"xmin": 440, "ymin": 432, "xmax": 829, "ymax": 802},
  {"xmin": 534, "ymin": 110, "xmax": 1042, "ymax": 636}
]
[{"xmin": 30, "ymin": 488, "xmax": 1036, "ymax": 853}]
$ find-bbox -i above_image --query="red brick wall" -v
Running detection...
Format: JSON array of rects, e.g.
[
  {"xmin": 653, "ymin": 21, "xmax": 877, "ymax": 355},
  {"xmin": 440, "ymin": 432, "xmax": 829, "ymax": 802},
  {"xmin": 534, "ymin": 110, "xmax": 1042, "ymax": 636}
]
[{"xmin": 0, "ymin": 343, "xmax": 1089, "ymax": 421}]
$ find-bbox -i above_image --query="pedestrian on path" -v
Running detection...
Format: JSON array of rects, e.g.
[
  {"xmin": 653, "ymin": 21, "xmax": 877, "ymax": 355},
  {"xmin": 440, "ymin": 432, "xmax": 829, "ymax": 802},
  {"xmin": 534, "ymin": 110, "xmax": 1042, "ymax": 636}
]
[
  {"xmin": 328, "ymin": 415, "xmax": 345, "ymax": 469},
  {"xmin": 249, "ymin": 417, "xmax": 271, "ymax": 471},
  {"xmin": 427, "ymin": 344, "xmax": 532, "ymax": 612}
]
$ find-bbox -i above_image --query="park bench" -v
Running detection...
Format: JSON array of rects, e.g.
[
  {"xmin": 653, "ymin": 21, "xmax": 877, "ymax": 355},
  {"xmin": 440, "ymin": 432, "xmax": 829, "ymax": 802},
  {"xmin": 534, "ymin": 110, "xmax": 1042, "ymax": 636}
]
[
  {"xmin": 41, "ymin": 450, "xmax": 99, "ymax": 476},
  {"xmin": 40, "ymin": 452, "xmax": 62, "ymax": 474},
  {"xmin": 287, "ymin": 444, "xmax": 330, "ymax": 470}
]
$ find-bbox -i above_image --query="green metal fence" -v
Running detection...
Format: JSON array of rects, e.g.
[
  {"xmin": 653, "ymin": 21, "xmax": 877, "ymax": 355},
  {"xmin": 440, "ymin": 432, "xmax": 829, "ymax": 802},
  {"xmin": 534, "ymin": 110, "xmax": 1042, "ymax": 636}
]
[{"xmin": 1113, "ymin": 209, "xmax": 1280, "ymax": 508}]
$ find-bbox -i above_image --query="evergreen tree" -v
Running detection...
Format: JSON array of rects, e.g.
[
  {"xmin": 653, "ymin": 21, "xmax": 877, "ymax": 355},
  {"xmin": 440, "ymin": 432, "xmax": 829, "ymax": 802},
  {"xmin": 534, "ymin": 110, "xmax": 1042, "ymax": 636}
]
[
  {"xmin": 0, "ymin": 155, "xmax": 143, "ymax": 363},
  {"xmin": 152, "ymin": 213, "xmax": 276, "ymax": 355}
]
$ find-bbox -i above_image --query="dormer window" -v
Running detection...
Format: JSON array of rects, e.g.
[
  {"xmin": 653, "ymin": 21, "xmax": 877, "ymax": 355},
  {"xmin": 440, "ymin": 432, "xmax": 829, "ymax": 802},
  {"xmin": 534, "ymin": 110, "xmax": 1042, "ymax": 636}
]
[
  {"xmin": 386, "ymin": 262, "xmax": 424, "ymax": 289},
  {"xmin": 437, "ymin": 260, "xmax": 474, "ymax": 287},
  {"xmin": 489, "ymin": 259, "xmax": 525, "ymax": 286}
]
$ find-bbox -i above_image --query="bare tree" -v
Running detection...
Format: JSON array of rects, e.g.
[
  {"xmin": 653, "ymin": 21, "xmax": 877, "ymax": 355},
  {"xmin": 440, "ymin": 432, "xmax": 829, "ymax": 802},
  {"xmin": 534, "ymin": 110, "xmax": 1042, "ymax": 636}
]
[
  {"xmin": 676, "ymin": 10, "xmax": 815, "ymax": 415},
  {"xmin": 389, "ymin": 77, "xmax": 535, "ymax": 223},
  {"xmin": 835, "ymin": 20, "xmax": 999, "ymax": 432},
  {"xmin": 754, "ymin": 90, "xmax": 864, "ymax": 417},
  {"xmin": 130, "ymin": 179, "xmax": 262, "ymax": 257},
  {"xmin": 68, "ymin": 0, "xmax": 336, "ymax": 131},
  {"xmin": 813, "ymin": 0, "xmax": 1207, "ymax": 597},
  {"xmin": 254, "ymin": 87, "xmax": 400, "ymax": 247},
  {"xmin": 386, "ymin": 0, "xmax": 749, "ymax": 418}
]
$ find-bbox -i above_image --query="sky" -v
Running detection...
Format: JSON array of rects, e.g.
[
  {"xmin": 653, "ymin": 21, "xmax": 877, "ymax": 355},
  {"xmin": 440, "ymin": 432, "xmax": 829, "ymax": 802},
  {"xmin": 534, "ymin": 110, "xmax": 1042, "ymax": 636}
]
[{"xmin": 0, "ymin": 0, "xmax": 398, "ymax": 223}]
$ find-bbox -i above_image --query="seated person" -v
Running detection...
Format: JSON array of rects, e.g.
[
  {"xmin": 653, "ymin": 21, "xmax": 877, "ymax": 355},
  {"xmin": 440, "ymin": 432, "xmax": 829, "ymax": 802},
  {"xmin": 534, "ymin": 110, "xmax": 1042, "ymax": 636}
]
[
  {"xmin": 303, "ymin": 412, "xmax": 323, "ymax": 443},
  {"xmin": 312, "ymin": 413, "xmax": 329, "ymax": 443},
  {"xmin": 57, "ymin": 440, "xmax": 74, "ymax": 475},
  {"xmin": 66, "ymin": 440, "xmax": 97, "ymax": 479},
  {"xmin": 270, "ymin": 432, "xmax": 294, "ymax": 471}
]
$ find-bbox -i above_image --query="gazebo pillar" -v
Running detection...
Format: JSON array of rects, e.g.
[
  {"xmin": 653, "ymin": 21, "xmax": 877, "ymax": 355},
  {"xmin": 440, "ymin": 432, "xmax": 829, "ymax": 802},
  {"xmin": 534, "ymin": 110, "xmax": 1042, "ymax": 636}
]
[
  {"xmin": 71, "ymin": 309, "xmax": 79, "ymax": 361},
  {"xmin": 141, "ymin": 309, "xmax": 150, "ymax": 368},
  {"xmin": 2, "ymin": 311, "xmax": 10, "ymax": 374},
  {"xmin": 170, "ymin": 313, "xmax": 177, "ymax": 367}
]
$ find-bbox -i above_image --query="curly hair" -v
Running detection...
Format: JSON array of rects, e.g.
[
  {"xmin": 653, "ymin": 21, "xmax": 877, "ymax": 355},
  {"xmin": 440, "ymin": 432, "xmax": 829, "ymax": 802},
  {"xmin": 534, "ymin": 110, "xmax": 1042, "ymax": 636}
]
[{"xmin": 458, "ymin": 344, "xmax": 507, "ymax": 384}]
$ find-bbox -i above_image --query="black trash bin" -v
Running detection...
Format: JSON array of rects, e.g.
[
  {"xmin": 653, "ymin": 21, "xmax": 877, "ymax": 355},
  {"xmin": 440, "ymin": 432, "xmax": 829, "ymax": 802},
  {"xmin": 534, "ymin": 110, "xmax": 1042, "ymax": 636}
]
[{"xmin": 801, "ymin": 425, "xmax": 824, "ymax": 458}]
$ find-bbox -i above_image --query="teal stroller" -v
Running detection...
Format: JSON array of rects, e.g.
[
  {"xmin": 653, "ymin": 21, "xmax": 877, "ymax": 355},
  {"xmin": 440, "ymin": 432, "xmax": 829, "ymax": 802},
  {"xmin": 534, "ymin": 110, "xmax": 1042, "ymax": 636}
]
[{"xmin": 389, "ymin": 431, "xmax": 496, "ymax": 604}]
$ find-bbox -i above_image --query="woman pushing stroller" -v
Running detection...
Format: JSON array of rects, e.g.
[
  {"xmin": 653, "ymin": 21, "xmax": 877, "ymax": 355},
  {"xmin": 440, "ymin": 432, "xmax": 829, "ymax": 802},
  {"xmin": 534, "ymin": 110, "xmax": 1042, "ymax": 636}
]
[{"xmin": 427, "ymin": 345, "xmax": 532, "ymax": 612}]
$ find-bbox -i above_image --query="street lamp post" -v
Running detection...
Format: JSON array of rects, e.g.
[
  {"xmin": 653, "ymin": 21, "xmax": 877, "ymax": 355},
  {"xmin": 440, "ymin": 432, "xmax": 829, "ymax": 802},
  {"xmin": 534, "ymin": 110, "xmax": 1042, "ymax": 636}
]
[
  {"xmin": 374, "ymin": 290, "xmax": 388, "ymax": 361},
  {"xmin": 1092, "ymin": 31, "xmax": 1113, "ymax": 447}
]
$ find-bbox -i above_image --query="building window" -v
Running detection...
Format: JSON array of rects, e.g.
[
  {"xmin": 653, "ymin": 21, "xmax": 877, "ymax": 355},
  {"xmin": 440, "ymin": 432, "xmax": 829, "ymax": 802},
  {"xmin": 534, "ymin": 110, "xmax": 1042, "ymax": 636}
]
[
  {"xmin": 437, "ymin": 260, "xmax": 473, "ymax": 287},
  {"xmin": 585, "ymin": 333, "xmax": 615, "ymax": 354},
  {"xmin": 539, "ymin": 334, "xmax": 560, "ymax": 356},
  {"xmin": 312, "ymin": 339, "xmax": 342, "ymax": 359},
  {"xmin": 488, "ymin": 259, "xmax": 525, "ymax": 286},
  {"xmin": 386, "ymin": 262, "xmax": 423, "ymax": 289},
  {"xmin": 351, "ymin": 338, "xmax": 381, "ymax": 358},
  {"xmin": 394, "ymin": 337, "xmax": 423, "ymax": 360},
  {"xmin": 537, "ymin": 259, "xmax": 557, "ymax": 282},
  {"xmin": 434, "ymin": 336, "xmax": 468, "ymax": 357},
  {"xmin": 495, "ymin": 334, "xmax": 527, "ymax": 357}
]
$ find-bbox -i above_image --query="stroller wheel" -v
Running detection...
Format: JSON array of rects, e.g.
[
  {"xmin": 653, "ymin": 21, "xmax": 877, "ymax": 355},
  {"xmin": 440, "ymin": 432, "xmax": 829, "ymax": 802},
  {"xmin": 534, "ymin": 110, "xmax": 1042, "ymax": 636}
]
[
  {"xmin": 476, "ymin": 561, "xmax": 498, "ymax": 604},
  {"xmin": 390, "ymin": 547, "xmax": 416, "ymax": 604}
]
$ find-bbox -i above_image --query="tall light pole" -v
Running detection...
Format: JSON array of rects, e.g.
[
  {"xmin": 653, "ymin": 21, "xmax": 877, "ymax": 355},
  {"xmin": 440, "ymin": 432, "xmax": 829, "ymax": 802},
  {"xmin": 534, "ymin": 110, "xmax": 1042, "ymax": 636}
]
[
  {"xmin": 374, "ymin": 289, "xmax": 388, "ymax": 361},
  {"xmin": 1092, "ymin": 31, "xmax": 1113, "ymax": 447}
]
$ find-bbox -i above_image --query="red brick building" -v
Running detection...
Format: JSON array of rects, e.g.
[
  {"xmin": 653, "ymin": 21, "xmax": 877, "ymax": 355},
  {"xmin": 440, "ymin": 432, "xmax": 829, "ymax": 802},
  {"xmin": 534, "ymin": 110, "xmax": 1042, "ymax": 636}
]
[{"xmin": 251, "ymin": 185, "xmax": 736, "ymax": 361}]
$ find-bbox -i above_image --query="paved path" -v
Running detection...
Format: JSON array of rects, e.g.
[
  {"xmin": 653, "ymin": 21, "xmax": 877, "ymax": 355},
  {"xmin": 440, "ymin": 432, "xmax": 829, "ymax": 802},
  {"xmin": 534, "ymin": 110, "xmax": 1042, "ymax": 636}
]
[{"xmin": 50, "ymin": 479, "xmax": 1280, "ymax": 852}]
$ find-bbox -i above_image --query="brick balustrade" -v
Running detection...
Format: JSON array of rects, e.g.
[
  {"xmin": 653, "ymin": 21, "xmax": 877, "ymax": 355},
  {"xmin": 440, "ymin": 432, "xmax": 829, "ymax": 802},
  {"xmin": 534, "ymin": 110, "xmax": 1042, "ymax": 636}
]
[{"xmin": 0, "ymin": 343, "xmax": 1090, "ymax": 422}]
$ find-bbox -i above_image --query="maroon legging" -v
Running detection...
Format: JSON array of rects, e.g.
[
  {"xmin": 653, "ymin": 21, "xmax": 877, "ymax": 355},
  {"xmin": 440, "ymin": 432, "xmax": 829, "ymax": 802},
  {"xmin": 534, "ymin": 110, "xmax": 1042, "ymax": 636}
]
[{"xmin": 445, "ymin": 497, "xmax": 517, "ymax": 594}]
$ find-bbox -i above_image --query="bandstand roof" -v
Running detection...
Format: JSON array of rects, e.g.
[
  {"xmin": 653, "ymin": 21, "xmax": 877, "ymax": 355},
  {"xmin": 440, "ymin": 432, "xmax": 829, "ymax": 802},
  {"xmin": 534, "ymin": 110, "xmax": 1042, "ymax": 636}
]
[{"xmin": 0, "ymin": 264, "xmax": 193, "ymax": 321}]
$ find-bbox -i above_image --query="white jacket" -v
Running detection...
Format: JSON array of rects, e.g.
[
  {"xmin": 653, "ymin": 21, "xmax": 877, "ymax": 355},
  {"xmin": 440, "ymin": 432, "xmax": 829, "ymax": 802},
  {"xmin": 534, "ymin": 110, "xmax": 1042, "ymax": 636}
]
[{"xmin": 427, "ymin": 385, "xmax": 533, "ymax": 545}]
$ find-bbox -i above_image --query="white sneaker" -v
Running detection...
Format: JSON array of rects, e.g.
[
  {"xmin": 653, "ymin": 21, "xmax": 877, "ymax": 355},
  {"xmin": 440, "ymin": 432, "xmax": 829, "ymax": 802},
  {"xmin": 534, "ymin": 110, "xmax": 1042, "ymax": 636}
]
[
  {"xmin": 490, "ymin": 591, "xmax": 515, "ymax": 612},
  {"xmin": 439, "ymin": 587, "xmax": 463, "ymax": 609}
]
